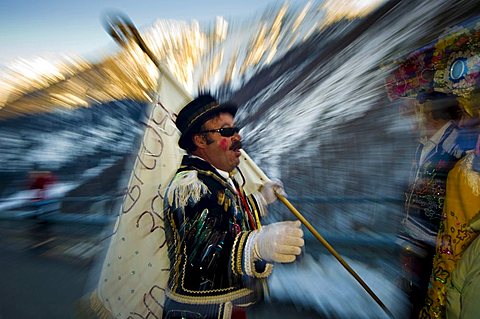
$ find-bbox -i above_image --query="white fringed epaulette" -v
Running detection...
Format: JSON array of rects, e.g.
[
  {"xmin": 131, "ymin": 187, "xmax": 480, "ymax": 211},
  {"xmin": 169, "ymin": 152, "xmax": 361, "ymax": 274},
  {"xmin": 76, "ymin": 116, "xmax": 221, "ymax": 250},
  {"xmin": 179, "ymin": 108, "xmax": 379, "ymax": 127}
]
[
  {"xmin": 166, "ymin": 170, "xmax": 210, "ymax": 209},
  {"xmin": 460, "ymin": 152, "xmax": 480, "ymax": 196}
]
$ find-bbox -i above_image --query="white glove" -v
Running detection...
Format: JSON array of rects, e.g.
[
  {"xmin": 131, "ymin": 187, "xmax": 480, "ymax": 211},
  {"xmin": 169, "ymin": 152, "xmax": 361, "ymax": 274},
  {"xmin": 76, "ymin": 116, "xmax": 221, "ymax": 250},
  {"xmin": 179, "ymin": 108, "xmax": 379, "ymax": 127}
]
[
  {"xmin": 253, "ymin": 220, "xmax": 304, "ymax": 263},
  {"xmin": 260, "ymin": 179, "xmax": 287, "ymax": 204}
]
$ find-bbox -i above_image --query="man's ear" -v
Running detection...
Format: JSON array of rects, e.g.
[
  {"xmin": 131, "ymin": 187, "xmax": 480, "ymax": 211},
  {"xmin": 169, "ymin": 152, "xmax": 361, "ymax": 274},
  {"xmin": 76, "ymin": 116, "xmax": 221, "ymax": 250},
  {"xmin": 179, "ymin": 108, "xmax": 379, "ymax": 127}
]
[{"xmin": 193, "ymin": 134, "xmax": 207, "ymax": 149}]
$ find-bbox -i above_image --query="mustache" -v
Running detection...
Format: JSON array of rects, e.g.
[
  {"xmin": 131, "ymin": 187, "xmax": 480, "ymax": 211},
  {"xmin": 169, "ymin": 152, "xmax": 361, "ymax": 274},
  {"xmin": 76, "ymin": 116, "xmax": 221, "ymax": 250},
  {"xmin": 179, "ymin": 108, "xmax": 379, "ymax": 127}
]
[{"xmin": 230, "ymin": 140, "xmax": 242, "ymax": 151}]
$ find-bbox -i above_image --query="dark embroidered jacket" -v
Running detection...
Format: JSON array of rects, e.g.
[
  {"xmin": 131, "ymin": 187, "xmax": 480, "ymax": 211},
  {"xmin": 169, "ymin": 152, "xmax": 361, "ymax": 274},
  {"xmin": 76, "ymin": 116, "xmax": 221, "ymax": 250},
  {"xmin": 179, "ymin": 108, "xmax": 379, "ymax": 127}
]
[
  {"xmin": 403, "ymin": 123, "xmax": 466, "ymax": 246},
  {"xmin": 163, "ymin": 155, "xmax": 272, "ymax": 313}
]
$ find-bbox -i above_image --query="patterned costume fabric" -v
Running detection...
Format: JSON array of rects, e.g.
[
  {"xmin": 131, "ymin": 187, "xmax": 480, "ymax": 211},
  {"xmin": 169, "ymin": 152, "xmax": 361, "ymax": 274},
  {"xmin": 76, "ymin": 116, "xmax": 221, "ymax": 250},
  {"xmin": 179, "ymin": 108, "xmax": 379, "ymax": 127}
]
[
  {"xmin": 419, "ymin": 152, "xmax": 480, "ymax": 319},
  {"xmin": 163, "ymin": 155, "xmax": 272, "ymax": 319}
]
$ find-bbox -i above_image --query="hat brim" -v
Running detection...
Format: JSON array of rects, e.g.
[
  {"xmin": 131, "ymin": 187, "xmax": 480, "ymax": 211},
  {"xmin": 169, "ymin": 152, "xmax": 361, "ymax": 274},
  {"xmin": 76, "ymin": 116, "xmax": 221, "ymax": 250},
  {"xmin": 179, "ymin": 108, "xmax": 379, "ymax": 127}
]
[{"xmin": 178, "ymin": 102, "xmax": 238, "ymax": 150}]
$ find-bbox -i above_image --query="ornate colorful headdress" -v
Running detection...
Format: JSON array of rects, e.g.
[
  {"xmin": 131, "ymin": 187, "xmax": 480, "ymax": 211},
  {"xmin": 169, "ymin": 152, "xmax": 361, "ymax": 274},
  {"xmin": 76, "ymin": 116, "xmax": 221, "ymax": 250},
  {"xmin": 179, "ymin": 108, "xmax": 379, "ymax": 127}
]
[
  {"xmin": 431, "ymin": 20, "xmax": 480, "ymax": 115},
  {"xmin": 385, "ymin": 17, "xmax": 480, "ymax": 117},
  {"xmin": 384, "ymin": 45, "xmax": 435, "ymax": 101}
]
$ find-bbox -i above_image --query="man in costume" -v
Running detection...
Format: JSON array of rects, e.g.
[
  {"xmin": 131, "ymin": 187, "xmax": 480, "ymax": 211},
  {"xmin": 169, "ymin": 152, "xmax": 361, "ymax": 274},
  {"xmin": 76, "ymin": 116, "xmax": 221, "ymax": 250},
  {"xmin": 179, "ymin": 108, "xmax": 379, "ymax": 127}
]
[
  {"xmin": 162, "ymin": 94, "xmax": 304, "ymax": 319},
  {"xmin": 397, "ymin": 91, "xmax": 466, "ymax": 318}
]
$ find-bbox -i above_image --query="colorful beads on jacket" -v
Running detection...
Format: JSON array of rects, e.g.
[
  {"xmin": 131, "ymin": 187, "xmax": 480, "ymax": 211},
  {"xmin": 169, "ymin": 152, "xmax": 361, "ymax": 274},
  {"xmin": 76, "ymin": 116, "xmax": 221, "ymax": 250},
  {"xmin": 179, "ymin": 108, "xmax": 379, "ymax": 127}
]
[{"xmin": 163, "ymin": 155, "xmax": 267, "ymax": 306}]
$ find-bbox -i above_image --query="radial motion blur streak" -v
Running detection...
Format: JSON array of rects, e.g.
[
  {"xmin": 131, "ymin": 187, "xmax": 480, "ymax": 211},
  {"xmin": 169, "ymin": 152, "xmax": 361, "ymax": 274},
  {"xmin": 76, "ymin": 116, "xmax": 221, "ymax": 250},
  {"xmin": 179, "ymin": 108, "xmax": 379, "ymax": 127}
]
[{"xmin": 1, "ymin": 0, "xmax": 480, "ymax": 318}]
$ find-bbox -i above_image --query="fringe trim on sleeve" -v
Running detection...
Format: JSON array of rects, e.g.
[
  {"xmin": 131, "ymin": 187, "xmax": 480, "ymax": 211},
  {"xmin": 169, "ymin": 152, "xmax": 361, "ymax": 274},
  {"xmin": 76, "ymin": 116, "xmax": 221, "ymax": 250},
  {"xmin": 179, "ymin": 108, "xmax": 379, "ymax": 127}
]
[
  {"xmin": 460, "ymin": 152, "xmax": 480, "ymax": 196},
  {"xmin": 166, "ymin": 170, "xmax": 210, "ymax": 209}
]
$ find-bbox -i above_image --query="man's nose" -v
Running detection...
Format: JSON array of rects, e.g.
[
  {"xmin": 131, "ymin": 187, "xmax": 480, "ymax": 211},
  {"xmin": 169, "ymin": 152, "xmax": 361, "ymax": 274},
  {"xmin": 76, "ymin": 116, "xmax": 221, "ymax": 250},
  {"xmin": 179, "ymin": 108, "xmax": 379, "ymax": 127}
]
[{"xmin": 233, "ymin": 131, "xmax": 241, "ymax": 140}]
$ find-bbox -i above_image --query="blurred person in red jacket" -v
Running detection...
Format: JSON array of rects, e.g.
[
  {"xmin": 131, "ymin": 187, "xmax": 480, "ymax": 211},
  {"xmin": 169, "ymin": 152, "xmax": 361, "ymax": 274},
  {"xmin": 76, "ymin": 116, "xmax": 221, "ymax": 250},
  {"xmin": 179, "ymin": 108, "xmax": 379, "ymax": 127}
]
[{"xmin": 28, "ymin": 169, "xmax": 57, "ymax": 202}]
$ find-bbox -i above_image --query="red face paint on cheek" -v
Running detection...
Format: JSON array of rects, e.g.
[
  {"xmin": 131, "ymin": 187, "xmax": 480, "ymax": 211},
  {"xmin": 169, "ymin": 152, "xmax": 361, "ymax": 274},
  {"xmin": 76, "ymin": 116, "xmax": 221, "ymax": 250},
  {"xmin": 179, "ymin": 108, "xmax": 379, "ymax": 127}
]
[{"xmin": 219, "ymin": 138, "xmax": 229, "ymax": 151}]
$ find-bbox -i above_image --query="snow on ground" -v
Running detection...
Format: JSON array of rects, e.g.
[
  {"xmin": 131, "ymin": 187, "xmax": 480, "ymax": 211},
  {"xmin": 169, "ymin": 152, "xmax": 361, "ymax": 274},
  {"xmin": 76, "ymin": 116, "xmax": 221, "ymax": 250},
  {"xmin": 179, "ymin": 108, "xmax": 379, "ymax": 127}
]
[
  {"xmin": 268, "ymin": 254, "xmax": 408, "ymax": 319},
  {"xmin": 0, "ymin": 157, "xmax": 118, "ymax": 215},
  {"xmin": 0, "ymin": 182, "xmax": 77, "ymax": 212},
  {"xmin": 0, "ymin": 189, "xmax": 37, "ymax": 211}
]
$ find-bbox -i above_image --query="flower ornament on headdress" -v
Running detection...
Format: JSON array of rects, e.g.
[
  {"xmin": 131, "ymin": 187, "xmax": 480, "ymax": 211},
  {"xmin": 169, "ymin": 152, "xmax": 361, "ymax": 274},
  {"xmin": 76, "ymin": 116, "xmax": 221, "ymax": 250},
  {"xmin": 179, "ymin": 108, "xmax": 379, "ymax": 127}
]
[
  {"xmin": 432, "ymin": 21, "xmax": 480, "ymax": 102},
  {"xmin": 384, "ymin": 45, "xmax": 435, "ymax": 101}
]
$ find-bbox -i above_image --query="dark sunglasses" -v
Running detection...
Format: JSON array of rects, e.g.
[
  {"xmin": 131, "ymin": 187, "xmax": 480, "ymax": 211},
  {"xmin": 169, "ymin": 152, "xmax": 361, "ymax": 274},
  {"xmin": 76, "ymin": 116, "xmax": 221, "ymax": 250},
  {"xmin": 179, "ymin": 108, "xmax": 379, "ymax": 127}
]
[{"xmin": 199, "ymin": 127, "xmax": 240, "ymax": 137}]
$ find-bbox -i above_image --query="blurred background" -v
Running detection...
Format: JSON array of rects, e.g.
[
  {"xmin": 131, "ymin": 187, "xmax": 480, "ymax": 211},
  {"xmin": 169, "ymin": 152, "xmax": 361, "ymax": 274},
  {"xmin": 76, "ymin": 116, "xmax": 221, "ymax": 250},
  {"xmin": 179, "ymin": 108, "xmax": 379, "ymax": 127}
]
[{"xmin": 1, "ymin": 0, "xmax": 480, "ymax": 318}]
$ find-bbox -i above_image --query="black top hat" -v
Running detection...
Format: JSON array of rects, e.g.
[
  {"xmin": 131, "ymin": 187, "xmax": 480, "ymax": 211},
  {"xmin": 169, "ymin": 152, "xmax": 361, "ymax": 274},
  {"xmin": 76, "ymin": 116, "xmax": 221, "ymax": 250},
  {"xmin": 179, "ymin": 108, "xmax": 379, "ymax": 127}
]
[{"xmin": 176, "ymin": 93, "xmax": 238, "ymax": 150}]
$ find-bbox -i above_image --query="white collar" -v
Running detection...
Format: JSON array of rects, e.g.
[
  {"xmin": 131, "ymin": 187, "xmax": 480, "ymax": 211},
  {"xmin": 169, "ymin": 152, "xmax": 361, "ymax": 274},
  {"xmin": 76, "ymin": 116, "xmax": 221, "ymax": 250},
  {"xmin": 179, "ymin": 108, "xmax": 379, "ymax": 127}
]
[
  {"xmin": 215, "ymin": 167, "xmax": 232, "ymax": 181},
  {"xmin": 421, "ymin": 121, "xmax": 454, "ymax": 146},
  {"xmin": 419, "ymin": 121, "xmax": 455, "ymax": 166}
]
